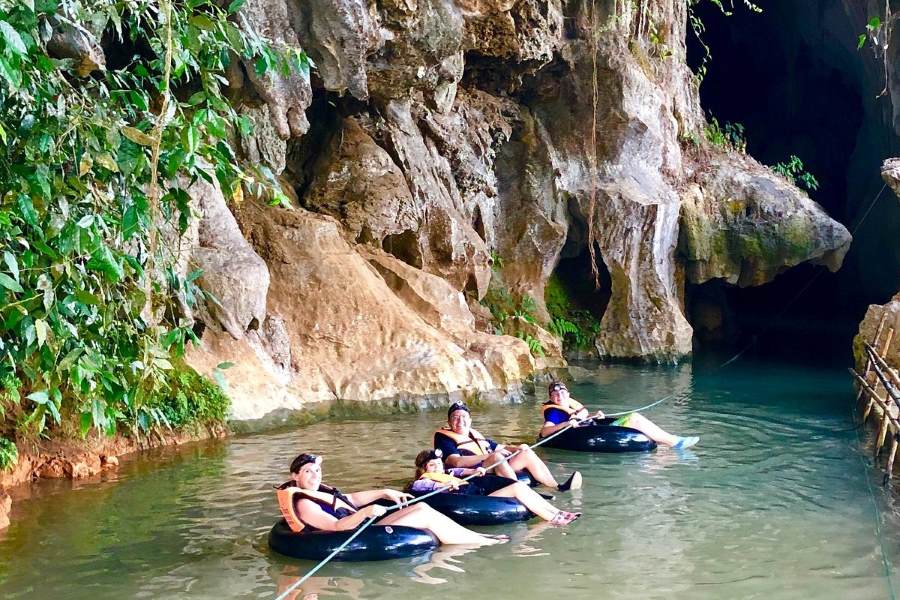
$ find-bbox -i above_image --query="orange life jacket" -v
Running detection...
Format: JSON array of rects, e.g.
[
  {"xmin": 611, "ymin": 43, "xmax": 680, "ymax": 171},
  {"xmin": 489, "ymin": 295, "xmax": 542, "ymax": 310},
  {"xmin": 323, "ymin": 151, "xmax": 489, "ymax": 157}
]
[
  {"xmin": 419, "ymin": 472, "xmax": 468, "ymax": 487},
  {"xmin": 434, "ymin": 427, "xmax": 492, "ymax": 456},
  {"xmin": 275, "ymin": 483, "xmax": 358, "ymax": 533},
  {"xmin": 541, "ymin": 399, "xmax": 587, "ymax": 422}
]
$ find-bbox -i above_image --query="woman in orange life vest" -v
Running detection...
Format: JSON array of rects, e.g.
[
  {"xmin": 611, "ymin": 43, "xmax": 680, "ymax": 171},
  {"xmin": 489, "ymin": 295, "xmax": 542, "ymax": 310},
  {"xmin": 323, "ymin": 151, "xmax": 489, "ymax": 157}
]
[
  {"xmin": 276, "ymin": 453, "xmax": 507, "ymax": 546},
  {"xmin": 434, "ymin": 402, "xmax": 583, "ymax": 492},
  {"xmin": 540, "ymin": 381, "xmax": 700, "ymax": 449},
  {"xmin": 409, "ymin": 449, "xmax": 581, "ymax": 525}
]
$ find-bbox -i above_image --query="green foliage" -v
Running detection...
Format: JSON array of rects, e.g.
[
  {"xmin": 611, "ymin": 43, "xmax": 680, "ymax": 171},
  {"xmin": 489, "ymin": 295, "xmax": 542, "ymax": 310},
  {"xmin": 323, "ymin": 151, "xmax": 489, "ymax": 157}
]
[
  {"xmin": 0, "ymin": 435, "xmax": 17, "ymax": 471},
  {"xmin": 145, "ymin": 362, "xmax": 229, "ymax": 430},
  {"xmin": 771, "ymin": 155, "xmax": 820, "ymax": 191},
  {"xmin": 0, "ymin": 1, "xmax": 300, "ymax": 438},
  {"xmin": 858, "ymin": 16, "xmax": 882, "ymax": 50},
  {"xmin": 515, "ymin": 332, "xmax": 545, "ymax": 357},
  {"xmin": 489, "ymin": 250, "xmax": 504, "ymax": 272},
  {"xmin": 704, "ymin": 117, "xmax": 747, "ymax": 153},
  {"xmin": 544, "ymin": 275, "xmax": 601, "ymax": 351},
  {"xmin": 480, "ymin": 285, "xmax": 545, "ymax": 357}
]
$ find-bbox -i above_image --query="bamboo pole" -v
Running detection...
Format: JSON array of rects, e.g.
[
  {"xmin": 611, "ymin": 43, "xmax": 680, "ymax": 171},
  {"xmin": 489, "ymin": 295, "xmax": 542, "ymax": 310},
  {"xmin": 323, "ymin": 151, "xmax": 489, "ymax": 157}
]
[
  {"xmin": 857, "ymin": 314, "xmax": 887, "ymax": 407},
  {"xmin": 849, "ymin": 368, "xmax": 900, "ymax": 464},
  {"xmin": 886, "ymin": 437, "xmax": 899, "ymax": 483},
  {"xmin": 876, "ymin": 413, "xmax": 890, "ymax": 458},
  {"xmin": 863, "ymin": 328, "xmax": 894, "ymax": 423}
]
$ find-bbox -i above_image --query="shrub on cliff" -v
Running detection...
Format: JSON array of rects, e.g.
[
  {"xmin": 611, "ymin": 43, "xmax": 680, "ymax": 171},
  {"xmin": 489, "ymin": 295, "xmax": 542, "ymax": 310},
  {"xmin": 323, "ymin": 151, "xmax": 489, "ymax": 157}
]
[{"xmin": 0, "ymin": 1, "xmax": 304, "ymax": 438}]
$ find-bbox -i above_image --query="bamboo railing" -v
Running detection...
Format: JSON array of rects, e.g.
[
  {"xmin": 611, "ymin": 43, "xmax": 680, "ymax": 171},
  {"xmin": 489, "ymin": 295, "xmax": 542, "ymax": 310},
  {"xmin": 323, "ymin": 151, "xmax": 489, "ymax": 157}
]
[{"xmin": 850, "ymin": 314, "xmax": 900, "ymax": 482}]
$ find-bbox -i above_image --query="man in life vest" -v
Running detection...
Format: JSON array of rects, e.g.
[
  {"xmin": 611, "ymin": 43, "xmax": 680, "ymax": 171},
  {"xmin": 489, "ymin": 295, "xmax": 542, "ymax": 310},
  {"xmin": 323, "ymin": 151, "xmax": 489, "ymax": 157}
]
[
  {"xmin": 540, "ymin": 381, "xmax": 700, "ymax": 448},
  {"xmin": 434, "ymin": 402, "xmax": 582, "ymax": 492}
]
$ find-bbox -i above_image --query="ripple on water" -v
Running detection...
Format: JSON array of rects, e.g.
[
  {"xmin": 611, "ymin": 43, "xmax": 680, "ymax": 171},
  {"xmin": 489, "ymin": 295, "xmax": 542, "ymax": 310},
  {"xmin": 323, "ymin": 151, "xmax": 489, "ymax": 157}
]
[{"xmin": 0, "ymin": 362, "xmax": 897, "ymax": 599}]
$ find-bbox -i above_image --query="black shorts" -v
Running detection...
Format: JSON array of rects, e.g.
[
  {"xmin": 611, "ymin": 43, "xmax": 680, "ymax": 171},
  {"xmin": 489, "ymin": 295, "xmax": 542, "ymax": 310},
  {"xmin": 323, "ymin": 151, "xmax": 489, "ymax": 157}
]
[{"xmin": 457, "ymin": 474, "xmax": 517, "ymax": 496}]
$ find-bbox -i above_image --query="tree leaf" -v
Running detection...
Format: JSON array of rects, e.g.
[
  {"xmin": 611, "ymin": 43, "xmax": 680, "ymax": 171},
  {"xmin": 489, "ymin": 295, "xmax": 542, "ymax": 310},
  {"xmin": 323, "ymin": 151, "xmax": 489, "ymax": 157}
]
[
  {"xmin": 0, "ymin": 21, "xmax": 27, "ymax": 56},
  {"xmin": 153, "ymin": 358, "xmax": 173, "ymax": 370},
  {"xmin": 95, "ymin": 153, "xmax": 119, "ymax": 172},
  {"xmin": 0, "ymin": 57, "xmax": 21, "ymax": 89},
  {"xmin": 26, "ymin": 390, "xmax": 48, "ymax": 405},
  {"xmin": 17, "ymin": 195, "xmax": 38, "ymax": 227},
  {"xmin": 0, "ymin": 272, "xmax": 23, "ymax": 293},
  {"xmin": 77, "ymin": 214, "xmax": 95, "ymax": 228},
  {"xmin": 122, "ymin": 204, "xmax": 139, "ymax": 239},
  {"xmin": 3, "ymin": 252, "xmax": 18, "ymax": 283},
  {"xmin": 122, "ymin": 126, "xmax": 155, "ymax": 146},
  {"xmin": 80, "ymin": 412, "xmax": 92, "ymax": 437},
  {"xmin": 46, "ymin": 396, "xmax": 60, "ymax": 424},
  {"xmin": 79, "ymin": 154, "xmax": 93, "ymax": 176},
  {"xmin": 35, "ymin": 318, "xmax": 47, "ymax": 347},
  {"xmin": 86, "ymin": 246, "xmax": 124, "ymax": 283}
]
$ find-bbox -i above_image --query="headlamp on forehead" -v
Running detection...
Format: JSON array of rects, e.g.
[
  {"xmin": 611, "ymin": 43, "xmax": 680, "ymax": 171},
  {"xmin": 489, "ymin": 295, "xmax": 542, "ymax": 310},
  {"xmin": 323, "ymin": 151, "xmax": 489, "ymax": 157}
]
[
  {"xmin": 290, "ymin": 453, "xmax": 322, "ymax": 473},
  {"xmin": 447, "ymin": 402, "xmax": 470, "ymax": 418},
  {"xmin": 548, "ymin": 382, "xmax": 568, "ymax": 394},
  {"xmin": 415, "ymin": 448, "xmax": 444, "ymax": 468}
]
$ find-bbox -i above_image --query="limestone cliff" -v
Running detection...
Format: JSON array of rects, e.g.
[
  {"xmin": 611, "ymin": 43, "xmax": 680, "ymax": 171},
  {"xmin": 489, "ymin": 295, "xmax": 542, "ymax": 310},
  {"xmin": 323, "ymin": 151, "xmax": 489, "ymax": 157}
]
[{"xmin": 175, "ymin": 0, "xmax": 854, "ymax": 420}]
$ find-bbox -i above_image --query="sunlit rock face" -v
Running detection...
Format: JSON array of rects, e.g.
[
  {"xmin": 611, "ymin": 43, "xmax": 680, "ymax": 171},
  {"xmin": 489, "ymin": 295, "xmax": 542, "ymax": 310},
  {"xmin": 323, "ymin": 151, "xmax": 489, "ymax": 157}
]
[
  {"xmin": 173, "ymin": 0, "xmax": 858, "ymax": 417},
  {"xmin": 187, "ymin": 205, "xmax": 534, "ymax": 422}
]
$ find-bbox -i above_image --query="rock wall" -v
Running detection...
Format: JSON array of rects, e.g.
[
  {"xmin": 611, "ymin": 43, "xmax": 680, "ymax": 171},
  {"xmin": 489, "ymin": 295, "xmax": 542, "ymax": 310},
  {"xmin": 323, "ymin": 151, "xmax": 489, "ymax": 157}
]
[{"xmin": 177, "ymin": 0, "xmax": 854, "ymax": 419}]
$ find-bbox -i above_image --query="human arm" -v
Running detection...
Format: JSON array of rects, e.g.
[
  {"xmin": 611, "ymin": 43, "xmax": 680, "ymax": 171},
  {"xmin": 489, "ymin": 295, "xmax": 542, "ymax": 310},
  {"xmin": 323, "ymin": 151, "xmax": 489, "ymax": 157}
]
[
  {"xmin": 346, "ymin": 488, "xmax": 412, "ymax": 507},
  {"xmin": 539, "ymin": 407, "xmax": 580, "ymax": 437},
  {"xmin": 456, "ymin": 466, "xmax": 487, "ymax": 477},
  {"xmin": 443, "ymin": 452, "xmax": 487, "ymax": 468},
  {"xmin": 295, "ymin": 499, "xmax": 385, "ymax": 532}
]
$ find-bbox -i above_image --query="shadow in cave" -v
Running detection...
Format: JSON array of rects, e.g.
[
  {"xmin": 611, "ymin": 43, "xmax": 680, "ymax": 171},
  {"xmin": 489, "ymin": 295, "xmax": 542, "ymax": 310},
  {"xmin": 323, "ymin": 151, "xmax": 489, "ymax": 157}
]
[{"xmin": 685, "ymin": 0, "xmax": 900, "ymax": 365}]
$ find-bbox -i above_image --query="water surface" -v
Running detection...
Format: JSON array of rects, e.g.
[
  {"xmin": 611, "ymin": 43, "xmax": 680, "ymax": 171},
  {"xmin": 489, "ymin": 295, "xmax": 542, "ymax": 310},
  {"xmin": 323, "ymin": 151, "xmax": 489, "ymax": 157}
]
[{"xmin": 1, "ymin": 361, "xmax": 897, "ymax": 599}]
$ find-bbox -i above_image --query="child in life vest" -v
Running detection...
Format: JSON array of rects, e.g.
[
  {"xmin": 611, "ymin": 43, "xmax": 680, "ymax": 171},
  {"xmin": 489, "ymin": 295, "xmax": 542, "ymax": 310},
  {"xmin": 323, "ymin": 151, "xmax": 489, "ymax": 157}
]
[
  {"xmin": 409, "ymin": 448, "xmax": 487, "ymax": 493},
  {"xmin": 408, "ymin": 449, "xmax": 581, "ymax": 525}
]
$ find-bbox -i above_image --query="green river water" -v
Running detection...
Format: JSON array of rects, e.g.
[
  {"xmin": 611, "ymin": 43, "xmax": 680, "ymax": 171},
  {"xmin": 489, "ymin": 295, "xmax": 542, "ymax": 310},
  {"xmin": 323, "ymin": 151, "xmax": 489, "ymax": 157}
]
[{"xmin": 1, "ymin": 360, "xmax": 898, "ymax": 599}]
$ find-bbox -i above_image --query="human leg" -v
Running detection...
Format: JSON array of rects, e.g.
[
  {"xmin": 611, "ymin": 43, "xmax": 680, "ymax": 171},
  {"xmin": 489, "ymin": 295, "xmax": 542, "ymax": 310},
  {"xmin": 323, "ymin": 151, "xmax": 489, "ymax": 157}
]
[
  {"xmin": 378, "ymin": 503, "xmax": 504, "ymax": 545},
  {"xmin": 488, "ymin": 482, "xmax": 562, "ymax": 522},
  {"xmin": 504, "ymin": 448, "xmax": 558, "ymax": 488},
  {"xmin": 622, "ymin": 413, "xmax": 698, "ymax": 447}
]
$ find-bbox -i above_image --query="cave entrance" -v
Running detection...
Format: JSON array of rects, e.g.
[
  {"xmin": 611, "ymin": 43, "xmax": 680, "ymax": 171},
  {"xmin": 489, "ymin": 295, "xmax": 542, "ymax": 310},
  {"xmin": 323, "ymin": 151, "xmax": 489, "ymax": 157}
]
[
  {"xmin": 686, "ymin": 266, "xmax": 860, "ymax": 366},
  {"xmin": 685, "ymin": 0, "xmax": 896, "ymax": 364},
  {"xmin": 547, "ymin": 244, "xmax": 610, "ymax": 337}
]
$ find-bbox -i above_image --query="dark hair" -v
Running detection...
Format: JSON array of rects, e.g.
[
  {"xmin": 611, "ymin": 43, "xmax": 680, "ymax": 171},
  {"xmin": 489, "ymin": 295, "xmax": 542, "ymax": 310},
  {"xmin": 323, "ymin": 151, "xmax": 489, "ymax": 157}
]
[
  {"xmin": 413, "ymin": 448, "xmax": 443, "ymax": 480},
  {"xmin": 447, "ymin": 401, "xmax": 470, "ymax": 418},
  {"xmin": 289, "ymin": 453, "xmax": 320, "ymax": 473}
]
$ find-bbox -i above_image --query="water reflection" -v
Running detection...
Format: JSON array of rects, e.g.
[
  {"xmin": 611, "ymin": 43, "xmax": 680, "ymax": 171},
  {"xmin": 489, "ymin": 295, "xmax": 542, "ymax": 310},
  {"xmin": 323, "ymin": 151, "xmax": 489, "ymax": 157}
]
[{"xmin": 0, "ymin": 361, "xmax": 897, "ymax": 599}]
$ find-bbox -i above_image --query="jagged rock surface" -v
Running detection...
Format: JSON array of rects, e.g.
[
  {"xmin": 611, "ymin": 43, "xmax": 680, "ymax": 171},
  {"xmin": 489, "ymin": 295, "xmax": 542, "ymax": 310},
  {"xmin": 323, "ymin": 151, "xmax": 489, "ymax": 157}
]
[
  {"xmin": 882, "ymin": 158, "xmax": 900, "ymax": 198},
  {"xmin": 187, "ymin": 205, "xmax": 535, "ymax": 422},
  {"xmin": 680, "ymin": 153, "xmax": 853, "ymax": 287},
  {"xmin": 854, "ymin": 292, "xmax": 900, "ymax": 372},
  {"xmin": 180, "ymin": 0, "xmax": 859, "ymax": 417}
]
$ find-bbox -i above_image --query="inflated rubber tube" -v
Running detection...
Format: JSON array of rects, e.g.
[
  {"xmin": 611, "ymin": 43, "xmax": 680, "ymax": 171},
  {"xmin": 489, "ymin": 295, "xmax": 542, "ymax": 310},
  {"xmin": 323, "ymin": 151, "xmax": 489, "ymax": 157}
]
[
  {"xmin": 538, "ymin": 418, "xmax": 657, "ymax": 452},
  {"xmin": 412, "ymin": 491, "xmax": 532, "ymax": 526},
  {"xmin": 268, "ymin": 519, "xmax": 438, "ymax": 561}
]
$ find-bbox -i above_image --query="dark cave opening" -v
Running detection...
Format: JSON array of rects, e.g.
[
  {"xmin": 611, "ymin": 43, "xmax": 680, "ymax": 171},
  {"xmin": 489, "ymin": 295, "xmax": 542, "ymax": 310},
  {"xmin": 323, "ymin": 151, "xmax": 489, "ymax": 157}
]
[
  {"xmin": 550, "ymin": 211, "xmax": 612, "ymax": 331},
  {"xmin": 685, "ymin": 0, "xmax": 900, "ymax": 364}
]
